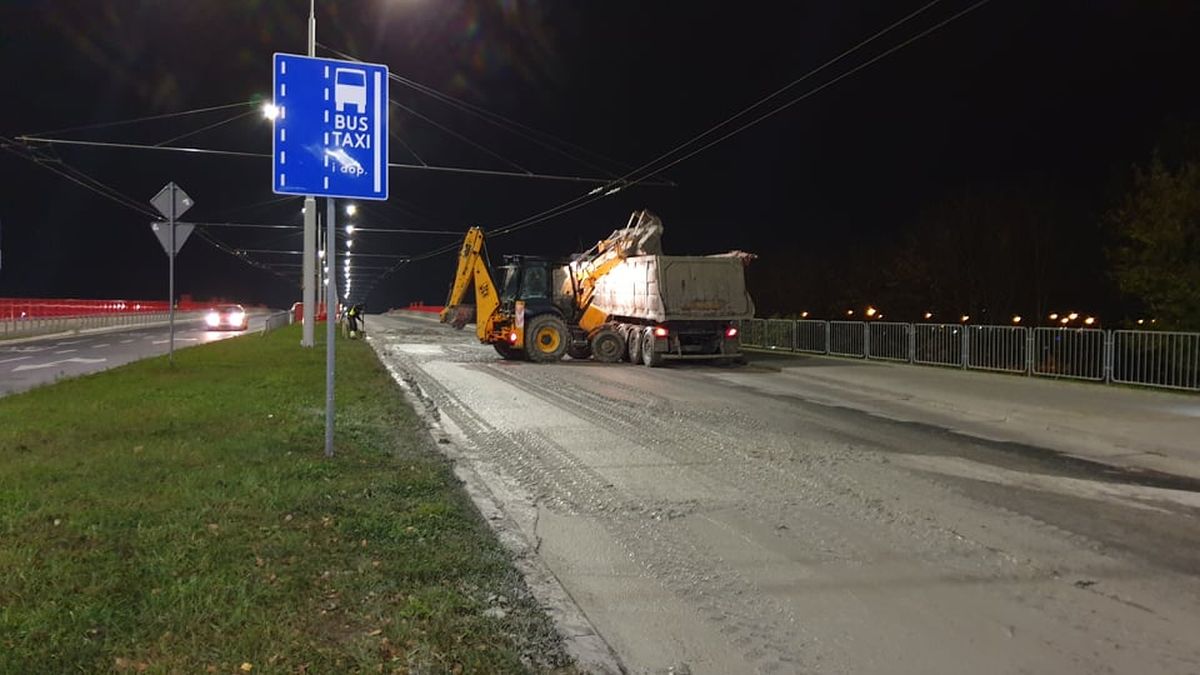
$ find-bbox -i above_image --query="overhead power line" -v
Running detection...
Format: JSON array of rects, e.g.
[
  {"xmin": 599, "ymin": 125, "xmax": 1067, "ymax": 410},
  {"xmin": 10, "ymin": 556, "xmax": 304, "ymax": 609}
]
[
  {"xmin": 155, "ymin": 109, "xmax": 257, "ymax": 147},
  {"xmin": 319, "ymin": 42, "xmax": 643, "ymax": 181},
  {"xmin": 391, "ymin": 98, "xmax": 532, "ymax": 174},
  {"xmin": 14, "ymin": 136, "xmax": 672, "ymax": 186},
  {"xmin": 0, "ymin": 136, "xmax": 298, "ymax": 284},
  {"xmin": 22, "ymin": 101, "xmax": 254, "ymax": 139},
  {"xmin": 358, "ymin": 0, "xmax": 993, "ymax": 300}
]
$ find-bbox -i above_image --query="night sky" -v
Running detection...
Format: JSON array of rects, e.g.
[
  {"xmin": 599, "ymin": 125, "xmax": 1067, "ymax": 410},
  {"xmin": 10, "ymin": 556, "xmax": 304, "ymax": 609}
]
[{"xmin": 1, "ymin": 1, "xmax": 1197, "ymax": 317}]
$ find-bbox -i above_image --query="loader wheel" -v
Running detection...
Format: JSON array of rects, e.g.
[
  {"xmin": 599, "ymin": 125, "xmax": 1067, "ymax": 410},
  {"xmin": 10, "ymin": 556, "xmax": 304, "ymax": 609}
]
[
  {"xmin": 642, "ymin": 329, "xmax": 664, "ymax": 368},
  {"xmin": 526, "ymin": 314, "xmax": 569, "ymax": 362},
  {"xmin": 494, "ymin": 341, "xmax": 524, "ymax": 360},
  {"xmin": 590, "ymin": 327, "xmax": 625, "ymax": 363}
]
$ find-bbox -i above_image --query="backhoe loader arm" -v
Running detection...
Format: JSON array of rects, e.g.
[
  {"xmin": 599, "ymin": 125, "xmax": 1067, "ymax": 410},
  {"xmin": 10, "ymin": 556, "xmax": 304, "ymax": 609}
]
[
  {"xmin": 440, "ymin": 226, "xmax": 501, "ymax": 341},
  {"xmin": 568, "ymin": 209, "xmax": 664, "ymax": 332}
]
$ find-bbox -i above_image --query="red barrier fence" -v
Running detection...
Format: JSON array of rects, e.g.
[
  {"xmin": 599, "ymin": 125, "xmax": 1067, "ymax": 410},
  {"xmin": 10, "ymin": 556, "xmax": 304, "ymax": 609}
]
[
  {"xmin": 405, "ymin": 302, "xmax": 444, "ymax": 314},
  {"xmin": 0, "ymin": 298, "xmax": 206, "ymax": 319}
]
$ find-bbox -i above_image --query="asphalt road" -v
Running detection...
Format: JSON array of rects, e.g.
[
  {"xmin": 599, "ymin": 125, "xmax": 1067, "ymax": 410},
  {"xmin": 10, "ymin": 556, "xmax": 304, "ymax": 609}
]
[
  {"xmin": 0, "ymin": 313, "xmax": 267, "ymax": 397},
  {"xmin": 370, "ymin": 312, "xmax": 1200, "ymax": 675}
]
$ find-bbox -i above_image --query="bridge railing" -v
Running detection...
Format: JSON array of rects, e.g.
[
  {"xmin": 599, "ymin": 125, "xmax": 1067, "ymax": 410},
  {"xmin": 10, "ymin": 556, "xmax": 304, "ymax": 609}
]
[
  {"xmin": 1, "ymin": 311, "xmax": 174, "ymax": 340},
  {"xmin": 740, "ymin": 318, "xmax": 1200, "ymax": 393}
]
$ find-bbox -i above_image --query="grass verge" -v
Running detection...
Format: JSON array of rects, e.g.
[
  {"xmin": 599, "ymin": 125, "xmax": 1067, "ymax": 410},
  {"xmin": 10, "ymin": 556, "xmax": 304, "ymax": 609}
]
[{"xmin": 0, "ymin": 324, "xmax": 572, "ymax": 673}]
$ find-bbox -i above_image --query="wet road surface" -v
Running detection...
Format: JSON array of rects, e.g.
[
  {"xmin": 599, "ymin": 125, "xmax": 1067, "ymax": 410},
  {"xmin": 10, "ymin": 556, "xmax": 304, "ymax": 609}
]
[{"xmin": 371, "ymin": 312, "xmax": 1200, "ymax": 675}]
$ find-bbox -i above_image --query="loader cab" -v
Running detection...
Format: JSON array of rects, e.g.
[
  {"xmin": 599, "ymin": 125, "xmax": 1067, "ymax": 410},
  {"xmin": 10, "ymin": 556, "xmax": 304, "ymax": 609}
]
[{"xmin": 498, "ymin": 256, "xmax": 557, "ymax": 315}]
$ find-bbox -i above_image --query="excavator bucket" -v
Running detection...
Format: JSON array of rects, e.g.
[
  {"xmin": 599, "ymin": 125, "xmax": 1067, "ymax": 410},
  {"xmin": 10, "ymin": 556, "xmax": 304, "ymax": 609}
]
[
  {"xmin": 599, "ymin": 209, "xmax": 663, "ymax": 256},
  {"xmin": 442, "ymin": 304, "xmax": 475, "ymax": 329}
]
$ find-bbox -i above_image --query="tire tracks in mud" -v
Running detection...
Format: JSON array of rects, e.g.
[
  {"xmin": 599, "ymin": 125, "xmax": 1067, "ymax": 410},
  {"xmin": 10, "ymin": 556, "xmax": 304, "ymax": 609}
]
[
  {"xmin": 389, "ymin": 346, "xmax": 813, "ymax": 673},
  {"xmin": 376, "ymin": 323, "xmax": 1200, "ymax": 674}
]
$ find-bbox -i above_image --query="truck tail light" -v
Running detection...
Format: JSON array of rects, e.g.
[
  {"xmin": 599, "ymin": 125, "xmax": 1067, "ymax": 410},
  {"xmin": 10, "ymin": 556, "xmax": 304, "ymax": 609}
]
[
  {"xmin": 509, "ymin": 332, "xmax": 519, "ymax": 344},
  {"xmin": 725, "ymin": 326, "xmax": 739, "ymax": 338},
  {"xmin": 653, "ymin": 326, "xmax": 668, "ymax": 338}
]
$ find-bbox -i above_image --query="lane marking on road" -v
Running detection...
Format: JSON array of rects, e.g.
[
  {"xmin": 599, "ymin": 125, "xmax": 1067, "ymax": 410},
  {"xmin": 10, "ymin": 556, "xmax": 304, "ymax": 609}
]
[
  {"xmin": 120, "ymin": 339, "xmax": 134, "ymax": 344},
  {"xmin": 55, "ymin": 340, "xmax": 84, "ymax": 346},
  {"xmin": 54, "ymin": 349, "xmax": 78, "ymax": 354},
  {"xmin": 0, "ymin": 356, "xmax": 33, "ymax": 364},
  {"xmin": 152, "ymin": 340, "xmax": 168, "ymax": 344},
  {"xmin": 12, "ymin": 357, "xmax": 107, "ymax": 372},
  {"xmin": 92, "ymin": 343, "xmax": 110, "ymax": 348}
]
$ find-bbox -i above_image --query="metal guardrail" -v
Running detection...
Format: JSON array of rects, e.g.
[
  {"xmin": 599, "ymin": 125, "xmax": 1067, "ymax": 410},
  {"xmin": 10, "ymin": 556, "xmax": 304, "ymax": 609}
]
[
  {"xmin": 796, "ymin": 319, "xmax": 828, "ymax": 353},
  {"xmin": 262, "ymin": 310, "xmax": 292, "ymax": 334},
  {"xmin": 829, "ymin": 321, "xmax": 865, "ymax": 358},
  {"xmin": 763, "ymin": 319, "xmax": 796, "ymax": 351},
  {"xmin": 914, "ymin": 324, "xmax": 962, "ymax": 367},
  {"xmin": 968, "ymin": 325, "xmax": 1027, "ymax": 374},
  {"xmin": 1032, "ymin": 327, "xmax": 1105, "ymax": 381},
  {"xmin": 868, "ymin": 322, "xmax": 910, "ymax": 362},
  {"xmin": 740, "ymin": 318, "xmax": 1200, "ymax": 393},
  {"xmin": 1112, "ymin": 330, "xmax": 1200, "ymax": 391},
  {"xmin": 0, "ymin": 311, "xmax": 174, "ymax": 340}
]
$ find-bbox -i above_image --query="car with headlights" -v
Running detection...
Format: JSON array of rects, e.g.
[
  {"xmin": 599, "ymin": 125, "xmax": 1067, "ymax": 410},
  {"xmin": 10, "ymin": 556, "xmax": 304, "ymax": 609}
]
[{"xmin": 205, "ymin": 304, "xmax": 248, "ymax": 331}]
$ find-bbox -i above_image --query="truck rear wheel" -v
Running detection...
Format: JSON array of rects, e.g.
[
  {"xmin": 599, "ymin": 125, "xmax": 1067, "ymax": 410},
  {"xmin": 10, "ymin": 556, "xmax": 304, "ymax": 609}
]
[
  {"xmin": 642, "ymin": 328, "xmax": 664, "ymax": 368},
  {"xmin": 627, "ymin": 326, "xmax": 643, "ymax": 364},
  {"xmin": 567, "ymin": 344, "xmax": 592, "ymax": 360},
  {"xmin": 591, "ymin": 327, "xmax": 625, "ymax": 363},
  {"xmin": 526, "ymin": 314, "xmax": 569, "ymax": 363}
]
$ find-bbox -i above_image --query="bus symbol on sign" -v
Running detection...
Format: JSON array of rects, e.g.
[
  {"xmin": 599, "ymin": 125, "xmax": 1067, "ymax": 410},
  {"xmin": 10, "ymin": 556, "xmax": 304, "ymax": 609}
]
[{"xmin": 335, "ymin": 68, "xmax": 367, "ymax": 113}]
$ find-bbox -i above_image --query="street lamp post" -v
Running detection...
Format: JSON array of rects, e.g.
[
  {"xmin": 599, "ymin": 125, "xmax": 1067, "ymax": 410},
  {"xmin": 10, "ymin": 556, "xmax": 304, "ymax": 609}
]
[{"xmin": 301, "ymin": 0, "xmax": 318, "ymax": 347}]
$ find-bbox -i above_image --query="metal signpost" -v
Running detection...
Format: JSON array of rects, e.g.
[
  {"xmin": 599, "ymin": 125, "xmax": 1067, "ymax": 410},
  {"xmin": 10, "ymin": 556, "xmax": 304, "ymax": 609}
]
[
  {"xmin": 149, "ymin": 182, "xmax": 194, "ymax": 366},
  {"xmin": 271, "ymin": 52, "xmax": 389, "ymax": 457}
]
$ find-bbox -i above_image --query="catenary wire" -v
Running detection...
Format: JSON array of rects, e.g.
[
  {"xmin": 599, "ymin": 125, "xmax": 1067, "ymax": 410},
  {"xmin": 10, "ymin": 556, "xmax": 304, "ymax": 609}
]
[{"xmin": 359, "ymin": 0, "xmax": 991, "ymax": 300}]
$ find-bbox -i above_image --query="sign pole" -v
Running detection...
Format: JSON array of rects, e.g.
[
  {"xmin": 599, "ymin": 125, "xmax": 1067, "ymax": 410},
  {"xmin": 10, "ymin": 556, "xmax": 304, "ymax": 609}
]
[
  {"xmin": 269, "ymin": 41, "xmax": 388, "ymax": 459},
  {"xmin": 149, "ymin": 182, "xmax": 194, "ymax": 365},
  {"xmin": 325, "ymin": 196, "xmax": 336, "ymax": 458},
  {"xmin": 168, "ymin": 183, "xmax": 176, "ymax": 366}
]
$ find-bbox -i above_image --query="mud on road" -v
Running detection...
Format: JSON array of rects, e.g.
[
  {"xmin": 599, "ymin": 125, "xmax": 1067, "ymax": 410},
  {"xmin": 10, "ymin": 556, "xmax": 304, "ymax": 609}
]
[{"xmin": 370, "ymin": 313, "xmax": 1200, "ymax": 675}]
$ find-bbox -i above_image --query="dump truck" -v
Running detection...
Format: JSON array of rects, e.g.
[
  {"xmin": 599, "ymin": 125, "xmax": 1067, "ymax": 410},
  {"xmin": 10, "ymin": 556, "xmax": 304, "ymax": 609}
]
[{"xmin": 441, "ymin": 209, "xmax": 755, "ymax": 366}]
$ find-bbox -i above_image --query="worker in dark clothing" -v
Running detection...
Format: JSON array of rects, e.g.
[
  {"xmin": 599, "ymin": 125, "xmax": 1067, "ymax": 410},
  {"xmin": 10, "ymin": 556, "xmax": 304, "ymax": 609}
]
[{"xmin": 346, "ymin": 304, "xmax": 362, "ymax": 338}]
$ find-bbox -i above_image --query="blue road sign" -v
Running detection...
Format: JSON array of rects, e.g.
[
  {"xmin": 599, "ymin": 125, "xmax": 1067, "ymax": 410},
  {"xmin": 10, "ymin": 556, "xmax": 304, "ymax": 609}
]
[{"xmin": 272, "ymin": 53, "xmax": 389, "ymax": 200}]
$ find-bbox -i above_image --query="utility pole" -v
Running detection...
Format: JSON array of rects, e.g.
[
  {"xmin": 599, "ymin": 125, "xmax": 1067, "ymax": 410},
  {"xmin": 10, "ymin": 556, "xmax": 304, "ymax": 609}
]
[{"xmin": 301, "ymin": 0, "xmax": 317, "ymax": 347}]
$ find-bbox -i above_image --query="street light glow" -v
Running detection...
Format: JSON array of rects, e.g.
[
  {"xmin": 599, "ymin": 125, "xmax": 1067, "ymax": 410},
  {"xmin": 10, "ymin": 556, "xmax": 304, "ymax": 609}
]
[
  {"xmin": 924, "ymin": 312, "xmax": 933, "ymax": 320},
  {"xmin": 262, "ymin": 103, "xmax": 279, "ymax": 120},
  {"xmin": 1068, "ymin": 312, "xmax": 1079, "ymax": 321},
  {"xmin": 1084, "ymin": 317, "xmax": 1095, "ymax": 326},
  {"xmin": 1012, "ymin": 315, "xmax": 1022, "ymax": 324},
  {"xmin": 865, "ymin": 307, "xmax": 877, "ymax": 317},
  {"xmin": 961, "ymin": 315, "xmax": 970, "ymax": 322},
  {"xmin": 345, "ymin": 204, "xmax": 357, "ymax": 217},
  {"xmin": 345, "ymin": 224, "xmax": 355, "ymax": 235},
  {"xmin": 1049, "ymin": 313, "xmax": 1058, "ymax": 320}
]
